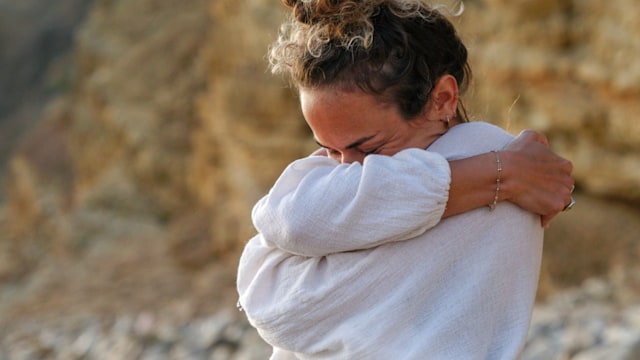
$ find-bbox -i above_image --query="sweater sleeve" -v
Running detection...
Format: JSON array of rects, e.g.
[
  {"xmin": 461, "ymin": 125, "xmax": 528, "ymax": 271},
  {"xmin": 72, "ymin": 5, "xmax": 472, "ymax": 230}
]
[
  {"xmin": 252, "ymin": 148, "xmax": 451, "ymax": 257},
  {"xmin": 237, "ymin": 235, "xmax": 388, "ymax": 355}
]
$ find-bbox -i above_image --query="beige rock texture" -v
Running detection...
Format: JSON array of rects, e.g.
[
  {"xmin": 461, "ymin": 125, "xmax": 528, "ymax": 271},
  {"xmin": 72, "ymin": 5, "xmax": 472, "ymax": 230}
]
[{"xmin": 0, "ymin": 0, "xmax": 638, "ymax": 327}]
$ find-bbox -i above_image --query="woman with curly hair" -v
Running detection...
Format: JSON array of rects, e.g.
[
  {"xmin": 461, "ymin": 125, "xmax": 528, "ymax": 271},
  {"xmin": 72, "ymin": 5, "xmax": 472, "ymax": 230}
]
[{"xmin": 238, "ymin": 1, "xmax": 574, "ymax": 358}]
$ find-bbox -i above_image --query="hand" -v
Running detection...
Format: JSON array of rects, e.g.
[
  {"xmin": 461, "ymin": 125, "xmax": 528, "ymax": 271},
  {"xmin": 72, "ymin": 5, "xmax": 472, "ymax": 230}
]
[{"xmin": 502, "ymin": 130, "xmax": 574, "ymax": 227}]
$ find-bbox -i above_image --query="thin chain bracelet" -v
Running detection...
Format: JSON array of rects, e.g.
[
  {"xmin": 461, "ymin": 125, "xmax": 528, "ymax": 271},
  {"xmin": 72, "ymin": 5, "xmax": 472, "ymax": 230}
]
[{"xmin": 488, "ymin": 150, "xmax": 502, "ymax": 211}]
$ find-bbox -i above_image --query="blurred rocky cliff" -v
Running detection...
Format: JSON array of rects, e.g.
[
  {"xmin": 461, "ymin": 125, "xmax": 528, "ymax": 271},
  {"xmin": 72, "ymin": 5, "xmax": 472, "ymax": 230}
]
[
  {"xmin": 0, "ymin": 0, "xmax": 639, "ymax": 357},
  {"xmin": 0, "ymin": 0, "xmax": 94, "ymax": 198}
]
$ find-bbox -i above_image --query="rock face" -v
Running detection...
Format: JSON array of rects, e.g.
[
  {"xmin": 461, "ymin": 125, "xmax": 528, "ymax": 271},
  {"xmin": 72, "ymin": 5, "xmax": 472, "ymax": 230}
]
[
  {"xmin": 0, "ymin": 0, "xmax": 212, "ymax": 283},
  {"xmin": 0, "ymin": 0, "xmax": 639, "ymax": 358},
  {"xmin": 0, "ymin": 0, "xmax": 94, "ymax": 196},
  {"xmin": 196, "ymin": 0, "xmax": 313, "ymax": 257},
  {"xmin": 0, "ymin": 0, "xmax": 94, "ymax": 116}
]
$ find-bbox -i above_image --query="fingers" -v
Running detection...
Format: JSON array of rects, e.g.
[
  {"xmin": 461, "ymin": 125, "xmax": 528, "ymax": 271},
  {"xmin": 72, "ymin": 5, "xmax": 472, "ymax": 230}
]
[
  {"xmin": 558, "ymin": 164, "xmax": 575, "ymax": 210},
  {"xmin": 552, "ymin": 175, "xmax": 574, "ymax": 212},
  {"xmin": 523, "ymin": 161, "xmax": 574, "ymax": 228},
  {"xmin": 563, "ymin": 197, "xmax": 576, "ymax": 212},
  {"xmin": 503, "ymin": 129, "xmax": 576, "ymax": 228},
  {"xmin": 541, "ymin": 180, "xmax": 576, "ymax": 228},
  {"xmin": 516, "ymin": 129, "xmax": 549, "ymax": 147},
  {"xmin": 558, "ymin": 156, "xmax": 574, "ymax": 176}
]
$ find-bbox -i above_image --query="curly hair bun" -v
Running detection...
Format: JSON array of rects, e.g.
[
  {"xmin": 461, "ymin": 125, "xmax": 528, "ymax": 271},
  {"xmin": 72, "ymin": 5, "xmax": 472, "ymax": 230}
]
[
  {"xmin": 281, "ymin": 0, "xmax": 312, "ymax": 24},
  {"xmin": 281, "ymin": 0, "xmax": 299, "ymax": 7}
]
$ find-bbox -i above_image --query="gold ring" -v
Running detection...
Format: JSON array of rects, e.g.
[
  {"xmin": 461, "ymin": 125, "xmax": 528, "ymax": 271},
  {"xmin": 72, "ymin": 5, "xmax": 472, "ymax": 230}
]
[{"xmin": 563, "ymin": 196, "xmax": 575, "ymax": 212}]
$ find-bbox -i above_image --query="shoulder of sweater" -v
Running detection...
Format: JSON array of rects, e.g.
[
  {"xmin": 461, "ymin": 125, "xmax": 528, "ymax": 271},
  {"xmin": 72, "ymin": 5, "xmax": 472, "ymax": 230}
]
[{"xmin": 427, "ymin": 121, "xmax": 514, "ymax": 160}]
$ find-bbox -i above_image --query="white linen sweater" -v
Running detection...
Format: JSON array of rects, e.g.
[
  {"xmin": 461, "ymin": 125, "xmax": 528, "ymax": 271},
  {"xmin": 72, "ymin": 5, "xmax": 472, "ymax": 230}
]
[{"xmin": 237, "ymin": 122, "xmax": 544, "ymax": 359}]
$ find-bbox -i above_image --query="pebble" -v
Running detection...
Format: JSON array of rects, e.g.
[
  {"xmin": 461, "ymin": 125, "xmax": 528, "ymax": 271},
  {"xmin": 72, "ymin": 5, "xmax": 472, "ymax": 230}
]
[
  {"xmin": 522, "ymin": 278, "xmax": 640, "ymax": 360},
  {"xmin": 1, "ymin": 277, "xmax": 638, "ymax": 359}
]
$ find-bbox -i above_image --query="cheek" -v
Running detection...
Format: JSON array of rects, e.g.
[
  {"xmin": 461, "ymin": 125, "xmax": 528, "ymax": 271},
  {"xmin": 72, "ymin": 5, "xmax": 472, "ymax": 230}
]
[{"xmin": 377, "ymin": 137, "xmax": 407, "ymax": 157}]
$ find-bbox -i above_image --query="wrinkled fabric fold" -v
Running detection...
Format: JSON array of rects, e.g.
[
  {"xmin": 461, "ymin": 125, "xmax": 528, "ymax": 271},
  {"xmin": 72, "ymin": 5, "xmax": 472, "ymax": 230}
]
[{"xmin": 252, "ymin": 148, "xmax": 451, "ymax": 256}]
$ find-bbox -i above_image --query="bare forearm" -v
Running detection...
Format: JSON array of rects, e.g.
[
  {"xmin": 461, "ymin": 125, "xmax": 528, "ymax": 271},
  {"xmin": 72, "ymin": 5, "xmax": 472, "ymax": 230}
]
[
  {"xmin": 444, "ymin": 132, "xmax": 574, "ymax": 227},
  {"xmin": 444, "ymin": 152, "xmax": 503, "ymax": 217}
]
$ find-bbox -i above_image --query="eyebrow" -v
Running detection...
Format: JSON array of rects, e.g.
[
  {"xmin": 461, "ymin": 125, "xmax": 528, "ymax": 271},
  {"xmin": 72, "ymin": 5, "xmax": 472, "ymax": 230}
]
[{"xmin": 315, "ymin": 135, "xmax": 376, "ymax": 150}]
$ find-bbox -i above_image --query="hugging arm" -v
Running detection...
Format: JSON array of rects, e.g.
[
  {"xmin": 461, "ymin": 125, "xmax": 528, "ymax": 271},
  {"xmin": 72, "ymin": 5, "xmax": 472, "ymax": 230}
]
[
  {"xmin": 254, "ymin": 129, "xmax": 573, "ymax": 257},
  {"xmin": 253, "ymin": 148, "xmax": 451, "ymax": 257},
  {"xmin": 445, "ymin": 130, "xmax": 574, "ymax": 227},
  {"xmin": 237, "ymin": 237, "xmax": 404, "ymax": 355}
]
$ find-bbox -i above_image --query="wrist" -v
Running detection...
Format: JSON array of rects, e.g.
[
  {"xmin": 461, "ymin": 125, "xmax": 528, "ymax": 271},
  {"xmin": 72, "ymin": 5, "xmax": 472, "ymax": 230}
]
[
  {"xmin": 496, "ymin": 150, "xmax": 515, "ymax": 202},
  {"xmin": 488, "ymin": 151, "xmax": 502, "ymax": 210}
]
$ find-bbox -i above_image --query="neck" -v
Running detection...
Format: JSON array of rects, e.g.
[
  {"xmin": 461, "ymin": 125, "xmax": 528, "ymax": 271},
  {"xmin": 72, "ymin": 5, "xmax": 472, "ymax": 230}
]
[{"xmin": 420, "ymin": 119, "xmax": 452, "ymax": 149}]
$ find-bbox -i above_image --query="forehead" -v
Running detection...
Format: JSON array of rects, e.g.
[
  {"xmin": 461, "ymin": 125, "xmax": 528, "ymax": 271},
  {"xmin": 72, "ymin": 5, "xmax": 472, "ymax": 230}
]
[
  {"xmin": 299, "ymin": 87, "xmax": 391, "ymax": 121},
  {"xmin": 299, "ymin": 87, "xmax": 402, "ymax": 148}
]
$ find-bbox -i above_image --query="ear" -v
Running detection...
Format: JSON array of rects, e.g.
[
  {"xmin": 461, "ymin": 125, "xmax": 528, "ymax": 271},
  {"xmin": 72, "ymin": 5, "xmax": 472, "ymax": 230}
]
[{"xmin": 430, "ymin": 74, "xmax": 459, "ymax": 121}]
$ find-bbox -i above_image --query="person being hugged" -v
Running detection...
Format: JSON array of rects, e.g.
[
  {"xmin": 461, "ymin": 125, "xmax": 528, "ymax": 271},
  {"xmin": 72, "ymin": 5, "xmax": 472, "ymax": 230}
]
[{"xmin": 238, "ymin": 1, "xmax": 575, "ymax": 359}]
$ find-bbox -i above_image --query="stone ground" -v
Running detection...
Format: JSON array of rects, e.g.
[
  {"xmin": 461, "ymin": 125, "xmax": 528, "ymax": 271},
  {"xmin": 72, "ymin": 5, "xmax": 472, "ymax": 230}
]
[
  {"xmin": 1, "ymin": 227, "xmax": 639, "ymax": 359},
  {"xmin": 2, "ymin": 276, "xmax": 640, "ymax": 359}
]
